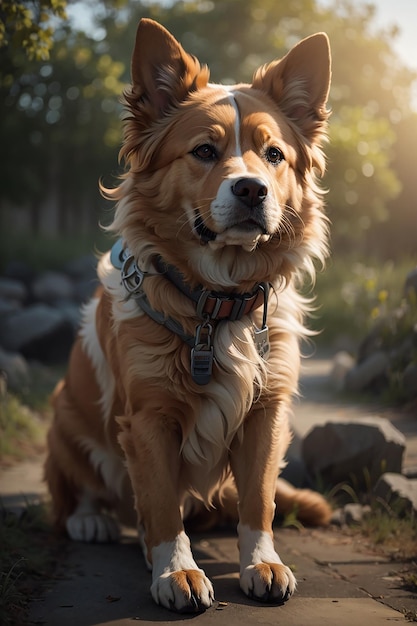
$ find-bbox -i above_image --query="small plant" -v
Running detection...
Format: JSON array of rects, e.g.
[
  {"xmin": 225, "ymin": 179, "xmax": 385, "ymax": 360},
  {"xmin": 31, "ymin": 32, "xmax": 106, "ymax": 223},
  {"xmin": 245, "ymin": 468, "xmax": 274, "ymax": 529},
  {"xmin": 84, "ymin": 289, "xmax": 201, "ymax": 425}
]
[
  {"xmin": 0, "ymin": 558, "xmax": 25, "ymax": 626},
  {"xmin": 0, "ymin": 391, "xmax": 46, "ymax": 461},
  {"xmin": 0, "ymin": 504, "xmax": 64, "ymax": 625}
]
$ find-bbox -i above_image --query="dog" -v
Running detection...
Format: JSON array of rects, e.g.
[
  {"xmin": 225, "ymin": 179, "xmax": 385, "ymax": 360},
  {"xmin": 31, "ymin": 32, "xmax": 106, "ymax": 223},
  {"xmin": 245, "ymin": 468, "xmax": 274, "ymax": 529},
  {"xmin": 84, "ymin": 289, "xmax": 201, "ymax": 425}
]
[{"xmin": 45, "ymin": 18, "xmax": 332, "ymax": 613}]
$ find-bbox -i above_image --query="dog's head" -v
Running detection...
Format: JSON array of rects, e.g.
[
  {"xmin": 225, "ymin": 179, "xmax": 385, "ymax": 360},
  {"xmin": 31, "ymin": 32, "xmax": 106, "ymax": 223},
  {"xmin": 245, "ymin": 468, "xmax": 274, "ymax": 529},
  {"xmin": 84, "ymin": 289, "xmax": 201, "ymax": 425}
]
[{"xmin": 107, "ymin": 19, "xmax": 331, "ymax": 291}]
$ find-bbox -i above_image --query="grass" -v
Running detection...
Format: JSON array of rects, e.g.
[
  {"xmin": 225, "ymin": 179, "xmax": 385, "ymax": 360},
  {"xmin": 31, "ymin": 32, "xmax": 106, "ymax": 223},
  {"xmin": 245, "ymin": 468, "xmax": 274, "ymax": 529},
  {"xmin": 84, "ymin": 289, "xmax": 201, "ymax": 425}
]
[
  {"xmin": 310, "ymin": 253, "xmax": 417, "ymax": 348},
  {"xmin": 0, "ymin": 365, "xmax": 60, "ymax": 464}
]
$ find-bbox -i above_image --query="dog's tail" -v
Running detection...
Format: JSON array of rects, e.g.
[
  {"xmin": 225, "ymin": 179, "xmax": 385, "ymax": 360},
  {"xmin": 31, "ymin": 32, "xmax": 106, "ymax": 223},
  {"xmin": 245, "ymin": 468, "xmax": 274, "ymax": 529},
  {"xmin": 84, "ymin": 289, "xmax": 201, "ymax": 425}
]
[
  {"xmin": 184, "ymin": 476, "xmax": 332, "ymax": 530},
  {"xmin": 274, "ymin": 477, "xmax": 332, "ymax": 526}
]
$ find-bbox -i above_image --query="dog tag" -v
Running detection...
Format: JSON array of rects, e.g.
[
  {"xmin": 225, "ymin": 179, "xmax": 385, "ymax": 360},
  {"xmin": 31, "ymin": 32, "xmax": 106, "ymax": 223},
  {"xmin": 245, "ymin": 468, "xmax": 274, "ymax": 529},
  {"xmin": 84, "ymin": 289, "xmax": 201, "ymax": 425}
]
[
  {"xmin": 191, "ymin": 321, "xmax": 214, "ymax": 385},
  {"xmin": 254, "ymin": 325, "xmax": 270, "ymax": 360},
  {"xmin": 191, "ymin": 346, "xmax": 214, "ymax": 385}
]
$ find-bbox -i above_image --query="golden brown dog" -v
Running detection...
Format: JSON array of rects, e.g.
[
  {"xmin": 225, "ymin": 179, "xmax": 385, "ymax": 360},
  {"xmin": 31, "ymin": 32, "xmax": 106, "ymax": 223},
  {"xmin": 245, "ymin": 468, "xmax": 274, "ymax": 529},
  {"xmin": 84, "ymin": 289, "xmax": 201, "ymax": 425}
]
[{"xmin": 45, "ymin": 19, "xmax": 332, "ymax": 612}]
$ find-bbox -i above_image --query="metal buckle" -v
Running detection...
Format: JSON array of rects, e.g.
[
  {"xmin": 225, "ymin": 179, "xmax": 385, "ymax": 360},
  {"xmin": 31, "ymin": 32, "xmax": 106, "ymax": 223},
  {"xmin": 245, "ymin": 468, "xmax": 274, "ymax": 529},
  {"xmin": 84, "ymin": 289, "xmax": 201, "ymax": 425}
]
[
  {"xmin": 196, "ymin": 290, "xmax": 211, "ymax": 319},
  {"xmin": 253, "ymin": 283, "xmax": 271, "ymax": 360},
  {"xmin": 191, "ymin": 320, "xmax": 214, "ymax": 385},
  {"xmin": 121, "ymin": 254, "xmax": 144, "ymax": 295},
  {"xmin": 230, "ymin": 294, "xmax": 252, "ymax": 321}
]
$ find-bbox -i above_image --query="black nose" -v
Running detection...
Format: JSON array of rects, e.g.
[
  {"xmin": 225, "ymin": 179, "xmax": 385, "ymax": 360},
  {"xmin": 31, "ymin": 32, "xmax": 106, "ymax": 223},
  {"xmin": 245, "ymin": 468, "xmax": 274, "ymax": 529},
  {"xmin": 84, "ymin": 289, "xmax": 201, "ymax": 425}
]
[{"xmin": 232, "ymin": 178, "xmax": 268, "ymax": 208}]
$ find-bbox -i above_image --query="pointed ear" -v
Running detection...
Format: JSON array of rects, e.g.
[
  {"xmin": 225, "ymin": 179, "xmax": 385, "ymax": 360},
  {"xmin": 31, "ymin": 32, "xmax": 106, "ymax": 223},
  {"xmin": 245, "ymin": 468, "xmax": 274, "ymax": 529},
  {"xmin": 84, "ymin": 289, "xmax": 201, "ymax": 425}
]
[
  {"xmin": 252, "ymin": 33, "xmax": 331, "ymax": 142},
  {"xmin": 131, "ymin": 19, "xmax": 209, "ymax": 116}
]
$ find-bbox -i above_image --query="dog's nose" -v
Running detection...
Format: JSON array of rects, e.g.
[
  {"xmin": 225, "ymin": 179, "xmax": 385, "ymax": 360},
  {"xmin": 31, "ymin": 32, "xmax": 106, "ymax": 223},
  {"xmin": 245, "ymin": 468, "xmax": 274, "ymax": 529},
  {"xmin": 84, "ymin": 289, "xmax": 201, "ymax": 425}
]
[{"xmin": 232, "ymin": 178, "xmax": 268, "ymax": 208}]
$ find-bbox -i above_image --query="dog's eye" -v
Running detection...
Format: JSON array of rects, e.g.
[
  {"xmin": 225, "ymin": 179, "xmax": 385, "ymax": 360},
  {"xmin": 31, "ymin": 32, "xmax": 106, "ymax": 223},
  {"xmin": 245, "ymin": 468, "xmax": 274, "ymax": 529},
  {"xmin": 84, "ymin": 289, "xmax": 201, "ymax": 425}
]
[
  {"xmin": 192, "ymin": 144, "xmax": 218, "ymax": 161},
  {"xmin": 266, "ymin": 146, "xmax": 284, "ymax": 165}
]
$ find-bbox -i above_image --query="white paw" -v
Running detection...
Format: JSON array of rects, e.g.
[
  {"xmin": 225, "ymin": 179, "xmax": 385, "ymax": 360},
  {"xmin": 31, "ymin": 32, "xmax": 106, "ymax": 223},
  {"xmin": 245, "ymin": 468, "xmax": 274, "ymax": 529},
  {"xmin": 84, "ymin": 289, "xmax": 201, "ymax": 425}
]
[
  {"xmin": 66, "ymin": 513, "xmax": 120, "ymax": 543},
  {"xmin": 238, "ymin": 524, "xmax": 296, "ymax": 603},
  {"xmin": 150, "ymin": 531, "xmax": 214, "ymax": 612},
  {"xmin": 240, "ymin": 562, "xmax": 296, "ymax": 603},
  {"xmin": 151, "ymin": 569, "xmax": 214, "ymax": 613}
]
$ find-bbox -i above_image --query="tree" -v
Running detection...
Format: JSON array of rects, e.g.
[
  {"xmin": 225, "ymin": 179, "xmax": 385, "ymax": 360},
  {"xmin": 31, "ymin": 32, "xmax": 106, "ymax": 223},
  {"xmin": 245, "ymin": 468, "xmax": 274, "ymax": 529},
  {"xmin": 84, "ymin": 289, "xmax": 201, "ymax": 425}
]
[{"xmin": 0, "ymin": 0, "xmax": 67, "ymax": 61}]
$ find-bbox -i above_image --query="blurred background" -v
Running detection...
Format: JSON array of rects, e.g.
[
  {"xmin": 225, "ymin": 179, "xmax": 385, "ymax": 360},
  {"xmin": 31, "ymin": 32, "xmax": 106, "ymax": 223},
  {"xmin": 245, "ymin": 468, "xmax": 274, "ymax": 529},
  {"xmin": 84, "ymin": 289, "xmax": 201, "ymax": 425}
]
[{"xmin": 0, "ymin": 0, "xmax": 416, "ymax": 367}]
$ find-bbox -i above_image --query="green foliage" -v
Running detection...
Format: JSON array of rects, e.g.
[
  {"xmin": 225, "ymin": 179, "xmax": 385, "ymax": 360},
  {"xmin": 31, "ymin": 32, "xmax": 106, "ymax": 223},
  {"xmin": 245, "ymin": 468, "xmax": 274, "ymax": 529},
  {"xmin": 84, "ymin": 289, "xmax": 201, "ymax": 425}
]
[
  {"xmin": 0, "ymin": 0, "xmax": 67, "ymax": 61},
  {"xmin": 327, "ymin": 106, "xmax": 401, "ymax": 238},
  {"xmin": 312, "ymin": 254, "xmax": 416, "ymax": 345}
]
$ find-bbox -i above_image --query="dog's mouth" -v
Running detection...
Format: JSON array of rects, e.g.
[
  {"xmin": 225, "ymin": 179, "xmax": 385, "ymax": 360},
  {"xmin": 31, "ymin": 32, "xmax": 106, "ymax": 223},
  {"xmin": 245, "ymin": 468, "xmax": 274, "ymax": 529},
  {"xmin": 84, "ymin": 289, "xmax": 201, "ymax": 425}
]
[
  {"xmin": 194, "ymin": 213, "xmax": 269, "ymax": 245},
  {"xmin": 194, "ymin": 214, "xmax": 218, "ymax": 243}
]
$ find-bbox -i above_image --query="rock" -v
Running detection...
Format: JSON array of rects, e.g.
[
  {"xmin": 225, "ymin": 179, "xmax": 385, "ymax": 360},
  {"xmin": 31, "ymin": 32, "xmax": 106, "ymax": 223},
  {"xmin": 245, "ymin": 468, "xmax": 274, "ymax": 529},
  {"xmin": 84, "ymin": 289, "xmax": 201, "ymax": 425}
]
[
  {"xmin": 330, "ymin": 508, "xmax": 345, "ymax": 526},
  {"xmin": 3, "ymin": 260, "xmax": 35, "ymax": 286},
  {"xmin": 343, "ymin": 503, "xmax": 371, "ymax": 525},
  {"xmin": 0, "ymin": 303, "xmax": 74, "ymax": 363},
  {"xmin": 63, "ymin": 254, "xmax": 97, "ymax": 280},
  {"xmin": 53, "ymin": 300, "xmax": 82, "ymax": 331},
  {"xmin": 331, "ymin": 503, "xmax": 372, "ymax": 526},
  {"xmin": 344, "ymin": 350, "xmax": 389, "ymax": 392},
  {"xmin": 404, "ymin": 266, "xmax": 417, "ymax": 298},
  {"xmin": 302, "ymin": 417, "xmax": 406, "ymax": 491},
  {"xmin": 402, "ymin": 362, "xmax": 417, "ymax": 400},
  {"xmin": 0, "ymin": 297, "xmax": 21, "ymax": 317},
  {"xmin": 0, "ymin": 347, "xmax": 30, "ymax": 390},
  {"xmin": 330, "ymin": 351, "xmax": 355, "ymax": 391},
  {"xmin": 32, "ymin": 271, "xmax": 74, "ymax": 304},
  {"xmin": 73, "ymin": 278, "xmax": 99, "ymax": 303},
  {"xmin": 374, "ymin": 473, "xmax": 417, "ymax": 516},
  {"xmin": 403, "ymin": 467, "xmax": 417, "ymax": 479},
  {"xmin": 0, "ymin": 277, "xmax": 27, "ymax": 303},
  {"xmin": 280, "ymin": 458, "xmax": 309, "ymax": 489}
]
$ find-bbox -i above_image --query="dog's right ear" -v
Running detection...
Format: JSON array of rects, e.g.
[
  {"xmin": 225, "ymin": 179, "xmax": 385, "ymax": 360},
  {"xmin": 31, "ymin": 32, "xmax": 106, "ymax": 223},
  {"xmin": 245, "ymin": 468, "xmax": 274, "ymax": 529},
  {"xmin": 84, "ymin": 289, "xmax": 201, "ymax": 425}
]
[{"xmin": 131, "ymin": 19, "xmax": 209, "ymax": 117}]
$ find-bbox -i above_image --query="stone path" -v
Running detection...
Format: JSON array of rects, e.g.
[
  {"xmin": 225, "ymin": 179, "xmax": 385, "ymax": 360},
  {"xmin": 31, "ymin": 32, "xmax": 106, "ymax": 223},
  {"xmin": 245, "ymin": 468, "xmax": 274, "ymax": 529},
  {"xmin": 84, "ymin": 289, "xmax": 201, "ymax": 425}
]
[{"xmin": 1, "ymin": 358, "xmax": 416, "ymax": 625}]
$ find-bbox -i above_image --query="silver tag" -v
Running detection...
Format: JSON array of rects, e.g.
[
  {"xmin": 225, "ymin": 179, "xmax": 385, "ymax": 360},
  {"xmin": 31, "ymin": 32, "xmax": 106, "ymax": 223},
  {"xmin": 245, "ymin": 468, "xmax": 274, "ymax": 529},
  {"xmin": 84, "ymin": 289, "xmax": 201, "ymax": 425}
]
[
  {"xmin": 191, "ymin": 322, "xmax": 214, "ymax": 385},
  {"xmin": 254, "ymin": 325, "xmax": 270, "ymax": 360},
  {"xmin": 191, "ymin": 346, "xmax": 214, "ymax": 385}
]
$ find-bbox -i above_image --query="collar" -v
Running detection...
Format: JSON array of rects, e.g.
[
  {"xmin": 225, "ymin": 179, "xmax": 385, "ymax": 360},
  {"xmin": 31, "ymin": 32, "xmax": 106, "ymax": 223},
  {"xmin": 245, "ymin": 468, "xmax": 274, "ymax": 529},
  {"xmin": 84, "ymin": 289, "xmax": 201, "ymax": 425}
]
[
  {"xmin": 153, "ymin": 257, "xmax": 267, "ymax": 322},
  {"xmin": 111, "ymin": 238, "xmax": 267, "ymax": 323},
  {"xmin": 110, "ymin": 239, "xmax": 270, "ymax": 385}
]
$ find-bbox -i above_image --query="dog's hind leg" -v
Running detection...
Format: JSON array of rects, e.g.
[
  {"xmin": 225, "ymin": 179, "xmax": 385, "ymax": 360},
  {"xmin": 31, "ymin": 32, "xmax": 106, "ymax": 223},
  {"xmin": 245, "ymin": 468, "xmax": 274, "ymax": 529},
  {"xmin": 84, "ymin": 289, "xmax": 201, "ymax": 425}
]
[
  {"xmin": 117, "ymin": 406, "xmax": 214, "ymax": 613},
  {"xmin": 45, "ymin": 377, "xmax": 123, "ymax": 542}
]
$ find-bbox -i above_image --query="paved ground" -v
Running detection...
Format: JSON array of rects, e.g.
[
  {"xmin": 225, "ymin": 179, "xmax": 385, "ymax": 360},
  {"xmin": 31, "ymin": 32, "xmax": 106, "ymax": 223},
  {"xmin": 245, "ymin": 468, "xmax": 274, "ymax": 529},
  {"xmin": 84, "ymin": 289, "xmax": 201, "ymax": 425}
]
[{"xmin": 1, "ymin": 357, "xmax": 416, "ymax": 625}]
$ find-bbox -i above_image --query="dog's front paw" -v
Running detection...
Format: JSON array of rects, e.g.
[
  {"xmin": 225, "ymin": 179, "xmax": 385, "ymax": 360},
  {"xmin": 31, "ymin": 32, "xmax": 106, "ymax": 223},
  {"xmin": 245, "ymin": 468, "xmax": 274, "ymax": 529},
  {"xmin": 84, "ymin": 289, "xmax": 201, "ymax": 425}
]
[
  {"xmin": 240, "ymin": 562, "xmax": 296, "ymax": 603},
  {"xmin": 66, "ymin": 513, "xmax": 120, "ymax": 543},
  {"xmin": 151, "ymin": 569, "xmax": 214, "ymax": 613}
]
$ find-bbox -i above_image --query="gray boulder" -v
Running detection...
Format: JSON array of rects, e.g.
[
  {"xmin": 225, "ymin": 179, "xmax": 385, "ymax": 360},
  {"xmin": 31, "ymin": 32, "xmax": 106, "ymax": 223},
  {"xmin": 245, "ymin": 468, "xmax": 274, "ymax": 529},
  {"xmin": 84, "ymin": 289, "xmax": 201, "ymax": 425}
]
[
  {"xmin": 32, "ymin": 271, "xmax": 74, "ymax": 304},
  {"xmin": 63, "ymin": 254, "xmax": 97, "ymax": 280},
  {"xmin": 330, "ymin": 351, "xmax": 356, "ymax": 391},
  {"xmin": 0, "ymin": 303, "xmax": 74, "ymax": 363},
  {"xmin": 374, "ymin": 472, "xmax": 417, "ymax": 516},
  {"xmin": 0, "ymin": 277, "xmax": 27, "ymax": 303},
  {"xmin": 344, "ymin": 350, "xmax": 389, "ymax": 392},
  {"xmin": 0, "ymin": 347, "xmax": 30, "ymax": 390},
  {"xmin": 302, "ymin": 417, "xmax": 406, "ymax": 490},
  {"xmin": 402, "ymin": 362, "xmax": 417, "ymax": 400},
  {"xmin": 404, "ymin": 266, "xmax": 417, "ymax": 298}
]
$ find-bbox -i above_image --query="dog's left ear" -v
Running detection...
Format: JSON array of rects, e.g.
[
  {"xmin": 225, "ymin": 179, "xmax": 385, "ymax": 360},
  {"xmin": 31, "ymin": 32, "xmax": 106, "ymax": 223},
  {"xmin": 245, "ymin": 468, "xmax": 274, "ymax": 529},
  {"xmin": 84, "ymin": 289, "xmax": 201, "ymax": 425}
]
[
  {"xmin": 131, "ymin": 19, "xmax": 209, "ymax": 117},
  {"xmin": 253, "ymin": 33, "xmax": 331, "ymax": 142}
]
